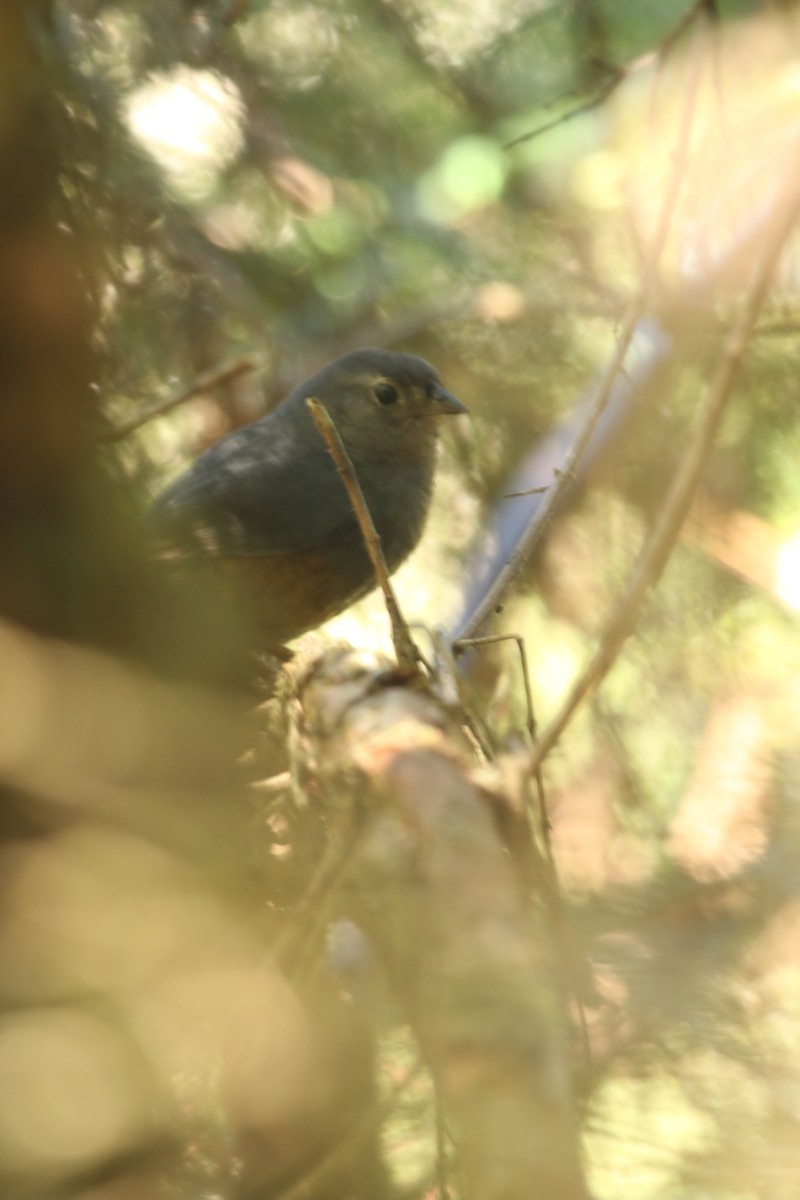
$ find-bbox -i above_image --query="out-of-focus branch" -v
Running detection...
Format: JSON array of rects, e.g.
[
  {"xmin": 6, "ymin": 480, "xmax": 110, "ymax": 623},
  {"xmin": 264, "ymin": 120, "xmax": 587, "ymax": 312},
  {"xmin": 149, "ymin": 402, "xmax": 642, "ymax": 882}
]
[
  {"xmin": 528, "ymin": 140, "xmax": 800, "ymax": 775},
  {"xmin": 97, "ymin": 356, "xmax": 258, "ymax": 444},
  {"xmin": 505, "ymin": 0, "xmax": 714, "ymax": 150},
  {"xmin": 455, "ymin": 24, "xmax": 708, "ymax": 642},
  {"xmin": 504, "ymin": 69, "xmax": 624, "ymax": 151},
  {"xmin": 290, "ymin": 645, "xmax": 590, "ymax": 1200}
]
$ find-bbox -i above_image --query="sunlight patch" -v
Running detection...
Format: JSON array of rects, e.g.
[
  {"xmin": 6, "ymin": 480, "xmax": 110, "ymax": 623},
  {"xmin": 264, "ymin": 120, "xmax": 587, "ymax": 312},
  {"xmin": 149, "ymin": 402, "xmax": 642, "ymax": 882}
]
[{"xmin": 125, "ymin": 67, "xmax": 244, "ymax": 199}]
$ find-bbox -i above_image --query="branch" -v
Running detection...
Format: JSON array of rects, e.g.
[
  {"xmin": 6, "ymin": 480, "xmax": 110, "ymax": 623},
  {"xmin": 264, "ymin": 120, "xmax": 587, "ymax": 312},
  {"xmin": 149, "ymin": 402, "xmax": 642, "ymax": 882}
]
[
  {"xmin": 456, "ymin": 23, "xmax": 708, "ymax": 641},
  {"xmin": 306, "ymin": 399, "xmax": 419, "ymax": 672},
  {"xmin": 528, "ymin": 140, "xmax": 800, "ymax": 776},
  {"xmin": 97, "ymin": 356, "xmax": 258, "ymax": 445},
  {"xmin": 290, "ymin": 645, "xmax": 590, "ymax": 1200}
]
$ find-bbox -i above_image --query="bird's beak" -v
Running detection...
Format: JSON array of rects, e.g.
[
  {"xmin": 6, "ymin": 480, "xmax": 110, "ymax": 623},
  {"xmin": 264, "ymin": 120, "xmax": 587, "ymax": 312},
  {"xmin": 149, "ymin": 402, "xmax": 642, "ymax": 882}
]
[{"xmin": 429, "ymin": 385, "xmax": 468, "ymax": 417}]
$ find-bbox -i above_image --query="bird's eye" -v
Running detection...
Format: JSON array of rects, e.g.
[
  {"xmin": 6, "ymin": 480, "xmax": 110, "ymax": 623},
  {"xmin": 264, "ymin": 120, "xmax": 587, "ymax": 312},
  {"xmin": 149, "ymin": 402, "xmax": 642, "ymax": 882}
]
[{"xmin": 374, "ymin": 382, "xmax": 399, "ymax": 406}]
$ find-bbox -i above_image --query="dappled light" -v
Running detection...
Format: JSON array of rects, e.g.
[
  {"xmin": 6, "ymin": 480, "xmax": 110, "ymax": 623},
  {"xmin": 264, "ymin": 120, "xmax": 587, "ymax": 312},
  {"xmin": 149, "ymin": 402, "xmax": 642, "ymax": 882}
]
[
  {"xmin": 2, "ymin": 2, "xmax": 800, "ymax": 1199},
  {"xmin": 126, "ymin": 67, "xmax": 244, "ymax": 198}
]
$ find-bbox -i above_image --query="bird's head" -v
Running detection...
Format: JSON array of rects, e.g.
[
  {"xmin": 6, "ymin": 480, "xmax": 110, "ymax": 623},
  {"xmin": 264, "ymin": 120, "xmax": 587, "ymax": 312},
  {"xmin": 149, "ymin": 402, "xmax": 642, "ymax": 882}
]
[{"xmin": 288, "ymin": 348, "xmax": 467, "ymax": 461}]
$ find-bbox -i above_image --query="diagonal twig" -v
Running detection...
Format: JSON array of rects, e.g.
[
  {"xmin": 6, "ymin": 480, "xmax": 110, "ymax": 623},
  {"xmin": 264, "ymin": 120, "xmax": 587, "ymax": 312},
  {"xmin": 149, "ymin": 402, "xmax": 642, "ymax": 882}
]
[
  {"xmin": 504, "ymin": 70, "xmax": 623, "ymax": 151},
  {"xmin": 97, "ymin": 356, "xmax": 258, "ymax": 445},
  {"xmin": 306, "ymin": 399, "xmax": 420, "ymax": 672},
  {"xmin": 457, "ymin": 22, "xmax": 708, "ymax": 642},
  {"xmin": 504, "ymin": 0, "xmax": 712, "ymax": 151},
  {"xmin": 528, "ymin": 140, "xmax": 800, "ymax": 777}
]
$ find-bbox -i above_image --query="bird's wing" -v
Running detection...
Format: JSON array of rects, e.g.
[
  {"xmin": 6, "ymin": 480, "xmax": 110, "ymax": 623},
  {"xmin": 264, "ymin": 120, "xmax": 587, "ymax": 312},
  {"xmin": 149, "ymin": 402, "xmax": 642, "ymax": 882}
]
[{"xmin": 150, "ymin": 418, "xmax": 362, "ymax": 558}]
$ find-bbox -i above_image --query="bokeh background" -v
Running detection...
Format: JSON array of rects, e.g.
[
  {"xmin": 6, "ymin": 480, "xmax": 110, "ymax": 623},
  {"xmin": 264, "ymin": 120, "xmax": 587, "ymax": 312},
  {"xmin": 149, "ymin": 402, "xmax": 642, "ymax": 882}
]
[{"xmin": 1, "ymin": 1, "xmax": 800, "ymax": 1198}]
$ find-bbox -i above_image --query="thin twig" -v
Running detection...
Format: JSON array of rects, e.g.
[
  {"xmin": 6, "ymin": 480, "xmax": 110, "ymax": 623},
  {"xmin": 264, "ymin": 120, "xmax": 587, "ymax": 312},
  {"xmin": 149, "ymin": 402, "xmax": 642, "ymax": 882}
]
[
  {"xmin": 429, "ymin": 629, "xmax": 496, "ymax": 760},
  {"xmin": 528, "ymin": 142, "xmax": 800, "ymax": 778},
  {"xmin": 458, "ymin": 25, "xmax": 707, "ymax": 642},
  {"xmin": 503, "ymin": 0, "xmax": 710, "ymax": 152},
  {"xmin": 454, "ymin": 632, "xmax": 594, "ymax": 1072},
  {"xmin": 503, "ymin": 483, "xmax": 551, "ymax": 498},
  {"xmin": 97, "ymin": 356, "xmax": 258, "ymax": 444},
  {"xmin": 453, "ymin": 633, "xmax": 535, "ymax": 743},
  {"xmin": 306, "ymin": 398, "xmax": 419, "ymax": 672},
  {"xmin": 504, "ymin": 70, "xmax": 623, "ymax": 151},
  {"xmin": 504, "ymin": 0, "xmax": 710, "ymax": 151}
]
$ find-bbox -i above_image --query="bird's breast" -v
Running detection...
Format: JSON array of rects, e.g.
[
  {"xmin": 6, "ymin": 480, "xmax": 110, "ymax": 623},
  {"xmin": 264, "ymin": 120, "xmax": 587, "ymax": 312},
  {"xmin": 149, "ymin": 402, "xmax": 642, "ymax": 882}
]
[{"xmin": 358, "ymin": 458, "xmax": 435, "ymax": 571}]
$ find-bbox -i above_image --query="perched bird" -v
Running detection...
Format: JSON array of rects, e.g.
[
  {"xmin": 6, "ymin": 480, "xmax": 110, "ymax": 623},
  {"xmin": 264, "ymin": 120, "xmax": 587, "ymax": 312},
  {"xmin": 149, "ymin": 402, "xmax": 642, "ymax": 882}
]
[{"xmin": 151, "ymin": 348, "xmax": 467, "ymax": 652}]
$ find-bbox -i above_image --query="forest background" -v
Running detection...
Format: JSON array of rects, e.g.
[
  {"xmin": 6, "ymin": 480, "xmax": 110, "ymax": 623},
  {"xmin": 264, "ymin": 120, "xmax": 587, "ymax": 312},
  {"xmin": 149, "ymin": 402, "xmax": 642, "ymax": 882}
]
[{"xmin": 1, "ymin": 2, "xmax": 799, "ymax": 1199}]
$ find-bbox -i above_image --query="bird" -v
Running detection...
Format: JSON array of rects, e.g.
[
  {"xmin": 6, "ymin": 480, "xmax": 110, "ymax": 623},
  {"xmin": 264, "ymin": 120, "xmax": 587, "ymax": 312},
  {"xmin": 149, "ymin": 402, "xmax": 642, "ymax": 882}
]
[{"xmin": 150, "ymin": 348, "xmax": 467, "ymax": 654}]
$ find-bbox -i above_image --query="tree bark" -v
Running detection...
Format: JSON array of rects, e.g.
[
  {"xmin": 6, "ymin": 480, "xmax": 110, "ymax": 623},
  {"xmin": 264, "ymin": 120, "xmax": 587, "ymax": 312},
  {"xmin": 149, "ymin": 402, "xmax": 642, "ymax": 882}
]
[{"xmin": 288, "ymin": 645, "xmax": 590, "ymax": 1200}]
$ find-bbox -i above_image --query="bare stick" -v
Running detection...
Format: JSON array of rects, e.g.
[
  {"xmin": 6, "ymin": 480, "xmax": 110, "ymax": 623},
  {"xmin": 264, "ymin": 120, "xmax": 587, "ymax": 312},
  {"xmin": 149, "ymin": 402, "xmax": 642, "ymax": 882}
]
[
  {"xmin": 306, "ymin": 398, "xmax": 419, "ymax": 671},
  {"xmin": 454, "ymin": 633, "xmax": 535, "ymax": 743},
  {"xmin": 529, "ymin": 145, "xmax": 800, "ymax": 778},
  {"xmin": 457, "ymin": 24, "xmax": 707, "ymax": 642},
  {"xmin": 428, "ymin": 629, "xmax": 495, "ymax": 761},
  {"xmin": 97, "ymin": 356, "xmax": 258, "ymax": 444}
]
